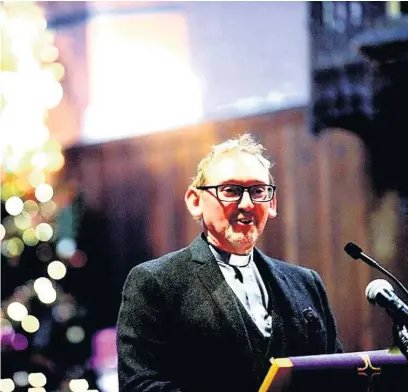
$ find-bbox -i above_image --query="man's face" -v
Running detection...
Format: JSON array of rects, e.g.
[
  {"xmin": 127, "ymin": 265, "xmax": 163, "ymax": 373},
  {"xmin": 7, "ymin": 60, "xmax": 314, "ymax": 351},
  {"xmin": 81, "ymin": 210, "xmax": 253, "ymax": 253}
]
[{"xmin": 198, "ymin": 152, "xmax": 276, "ymax": 255}]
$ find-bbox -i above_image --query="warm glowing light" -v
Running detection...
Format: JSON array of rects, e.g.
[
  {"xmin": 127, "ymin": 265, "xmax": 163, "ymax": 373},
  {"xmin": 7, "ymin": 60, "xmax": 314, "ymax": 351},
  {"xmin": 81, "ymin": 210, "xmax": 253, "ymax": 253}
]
[
  {"xmin": 7, "ymin": 302, "xmax": 28, "ymax": 321},
  {"xmin": 13, "ymin": 371, "xmax": 28, "ymax": 387},
  {"xmin": 37, "ymin": 287, "xmax": 57, "ymax": 304},
  {"xmin": 49, "ymin": 62, "xmax": 65, "ymax": 81},
  {"xmin": 1, "ymin": 183, "xmax": 20, "ymax": 201},
  {"xmin": 15, "ymin": 178, "xmax": 31, "ymax": 194},
  {"xmin": 47, "ymin": 150, "xmax": 65, "ymax": 171},
  {"xmin": 33, "ymin": 277, "xmax": 52, "ymax": 294},
  {"xmin": 56, "ymin": 238, "xmax": 77, "ymax": 259},
  {"xmin": 28, "ymin": 373, "xmax": 46, "ymax": 388},
  {"xmin": 47, "ymin": 260, "xmax": 67, "ymax": 280},
  {"xmin": 28, "ymin": 389, "xmax": 46, "ymax": 392},
  {"xmin": 0, "ymin": 224, "xmax": 5, "ymax": 240},
  {"xmin": 34, "ymin": 223, "xmax": 53, "ymax": 241},
  {"xmin": 14, "ymin": 212, "xmax": 32, "ymax": 230},
  {"xmin": 21, "ymin": 315, "xmax": 40, "ymax": 333},
  {"xmin": 39, "ymin": 200, "xmax": 57, "ymax": 219},
  {"xmin": 5, "ymin": 196, "xmax": 24, "ymax": 216},
  {"xmin": 7, "ymin": 237, "xmax": 24, "ymax": 257},
  {"xmin": 44, "ymin": 81, "xmax": 63, "ymax": 109},
  {"xmin": 23, "ymin": 200, "xmax": 39, "ymax": 218},
  {"xmin": 0, "ymin": 378, "xmax": 15, "ymax": 392},
  {"xmin": 69, "ymin": 378, "xmax": 89, "ymax": 392},
  {"xmin": 28, "ymin": 172, "xmax": 46, "ymax": 188},
  {"xmin": 22, "ymin": 228, "xmax": 39, "ymax": 246},
  {"xmin": 39, "ymin": 45, "xmax": 59, "ymax": 63},
  {"xmin": 35, "ymin": 183, "xmax": 53, "ymax": 202},
  {"xmin": 31, "ymin": 152, "xmax": 49, "ymax": 171},
  {"xmin": 66, "ymin": 326, "xmax": 85, "ymax": 344}
]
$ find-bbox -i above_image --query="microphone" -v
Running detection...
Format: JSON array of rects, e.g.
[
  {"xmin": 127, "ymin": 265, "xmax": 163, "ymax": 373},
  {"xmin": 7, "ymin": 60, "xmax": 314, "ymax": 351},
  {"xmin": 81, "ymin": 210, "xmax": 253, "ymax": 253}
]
[
  {"xmin": 366, "ymin": 279, "xmax": 408, "ymax": 325},
  {"xmin": 344, "ymin": 242, "xmax": 408, "ymax": 298}
]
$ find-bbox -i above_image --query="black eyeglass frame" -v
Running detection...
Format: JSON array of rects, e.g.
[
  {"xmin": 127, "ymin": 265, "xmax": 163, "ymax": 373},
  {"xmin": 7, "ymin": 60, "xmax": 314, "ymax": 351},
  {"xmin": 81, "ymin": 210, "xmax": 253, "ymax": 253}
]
[{"xmin": 195, "ymin": 184, "xmax": 277, "ymax": 203}]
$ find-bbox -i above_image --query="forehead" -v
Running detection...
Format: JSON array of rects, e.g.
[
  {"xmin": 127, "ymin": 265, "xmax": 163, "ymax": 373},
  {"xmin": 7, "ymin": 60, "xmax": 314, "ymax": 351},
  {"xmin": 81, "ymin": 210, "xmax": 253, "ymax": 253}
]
[{"xmin": 205, "ymin": 152, "xmax": 270, "ymax": 184}]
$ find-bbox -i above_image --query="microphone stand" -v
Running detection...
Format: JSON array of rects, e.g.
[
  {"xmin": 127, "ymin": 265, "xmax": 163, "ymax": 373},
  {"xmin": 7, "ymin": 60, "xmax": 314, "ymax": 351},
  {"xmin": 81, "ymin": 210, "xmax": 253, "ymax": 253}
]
[
  {"xmin": 393, "ymin": 322, "xmax": 408, "ymax": 360},
  {"xmin": 345, "ymin": 242, "xmax": 408, "ymax": 359}
]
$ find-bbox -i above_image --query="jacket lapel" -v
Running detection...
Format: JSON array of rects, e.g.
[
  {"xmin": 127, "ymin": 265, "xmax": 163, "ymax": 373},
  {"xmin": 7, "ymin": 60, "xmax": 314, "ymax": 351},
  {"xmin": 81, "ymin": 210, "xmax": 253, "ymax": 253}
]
[
  {"xmin": 253, "ymin": 249, "xmax": 309, "ymax": 359},
  {"xmin": 189, "ymin": 235, "xmax": 253, "ymax": 356}
]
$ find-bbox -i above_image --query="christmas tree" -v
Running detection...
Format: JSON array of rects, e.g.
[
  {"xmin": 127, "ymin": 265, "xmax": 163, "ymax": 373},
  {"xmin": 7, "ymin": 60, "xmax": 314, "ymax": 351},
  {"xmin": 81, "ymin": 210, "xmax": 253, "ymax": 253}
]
[{"xmin": 1, "ymin": 3, "xmax": 99, "ymax": 391}]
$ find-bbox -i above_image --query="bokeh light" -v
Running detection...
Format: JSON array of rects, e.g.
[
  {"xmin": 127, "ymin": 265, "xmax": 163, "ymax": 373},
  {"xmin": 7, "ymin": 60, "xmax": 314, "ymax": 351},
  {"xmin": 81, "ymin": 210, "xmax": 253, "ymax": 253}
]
[
  {"xmin": 36, "ymin": 243, "xmax": 53, "ymax": 262},
  {"xmin": 28, "ymin": 373, "xmax": 46, "ymax": 388},
  {"xmin": 14, "ymin": 212, "xmax": 32, "ymax": 230},
  {"xmin": 31, "ymin": 152, "xmax": 49, "ymax": 171},
  {"xmin": 14, "ymin": 285, "xmax": 32, "ymax": 303},
  {"xmin": 69, "ymin": 250, "xmax": 87, "ymax": 268},
  {"xmin": 37, "ymin": 286, "xmax": 57, "ymax": 304},
  {"xmin": 56, "ymin": 238, "xmax": 77, "ymax": 259},
  {"xmin": 47, "ymin": 260, "xmax": 67, "ymax": 280},
  {"xmin": 0, "ymin": 224, "xmax": 6, "ymax": 240},
  {"xmin": 35, "ymin": 183, "xmax": 53, "ymax": 203},
  {"xmin": 7, "ymin": 302, "xmax": 28, "ymax": 321},
  {"xmin": 33, "ymin": 277, "xmax": 52, "ymax": 294},
  {"xmin": 2, "ymin": 216, "xmax": 17, "ymax": 235},
  {"xmin": 68, "ymin": 378, "xmax": 89, "ymax": 392},
  {"xmin": 11, "ymin": 333, "xmax": 28, "ymax": 351},
  {"xmin": 6, "ymin": 237, "xmax": 25, "ymax": 257},
  {"xmin": 52, "ymin": 303, "xmax": 75, "ymax": 323},
  {"xmin": 34, "ymin": 223, "xmax": 53, "ymax": 241},
  {"xmin": 49, "ymin": 62, "xmax": 65, "ymax": 82},
  {"xmin": 39, "ymin": 45, "xmax": 59, "ymax": 63},
  {"xmin": 13, "ymin": 371, "xmax": 28, "ymax": 387},
  {"xmin": 23, "ymin": 200, "xmax": 39, "ymax": 218},
  {"xmin": 5, "ymin": 196, "xmax": 24, "ymax": 216},
  {"xmin": 0, "ymin": 378, "xmax": 15, "ymax": 392},
  {"xmin": 1, "ymin": 318, "xmax": 15, "ymax": 343},
  {"xmin": 28, "ymin": 172, "xmax": 46, "ymax": 188},
  {"xmin": 22, "ymin": 228, "xmax": 39, "ymax": 246},
  {"xmin": 21, "ymin": 315, "xmax": 40, "ymax": 333},
  {"xmin": 66, "ymin": 326, "xmax": 85, "ymax": 344},
  {"xmin": 39, "ymin": 200, "xmax": 57, "ymax": 219}
]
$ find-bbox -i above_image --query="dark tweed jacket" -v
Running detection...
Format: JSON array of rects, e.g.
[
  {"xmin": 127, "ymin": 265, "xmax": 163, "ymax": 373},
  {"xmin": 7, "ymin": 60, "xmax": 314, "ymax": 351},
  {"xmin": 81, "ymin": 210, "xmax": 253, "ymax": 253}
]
[{"xmin": 117, "ymin": 234, "xmax": 343, "ymax": 392}]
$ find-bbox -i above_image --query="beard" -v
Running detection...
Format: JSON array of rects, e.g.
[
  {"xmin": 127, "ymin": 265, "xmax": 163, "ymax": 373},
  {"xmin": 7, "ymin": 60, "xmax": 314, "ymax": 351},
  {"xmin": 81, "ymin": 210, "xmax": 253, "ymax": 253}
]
[{"xmin": 225, "ymin": 224, "xmax": 260, "ymax": 252}]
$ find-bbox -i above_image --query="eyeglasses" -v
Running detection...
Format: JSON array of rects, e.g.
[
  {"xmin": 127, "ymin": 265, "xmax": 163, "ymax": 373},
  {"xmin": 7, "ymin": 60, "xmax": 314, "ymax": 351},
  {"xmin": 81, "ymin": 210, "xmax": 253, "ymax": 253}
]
[{"xmin": 196, "ymin": 184, "xmax": 276, "ymax": 203}]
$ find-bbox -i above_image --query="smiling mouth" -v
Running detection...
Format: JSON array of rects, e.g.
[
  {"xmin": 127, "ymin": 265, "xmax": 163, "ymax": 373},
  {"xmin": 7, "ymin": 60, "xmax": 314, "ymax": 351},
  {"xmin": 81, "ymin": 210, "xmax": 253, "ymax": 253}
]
[{"xmin": 236, "ymin": 219, "xmax": 254, "ymax": 225}]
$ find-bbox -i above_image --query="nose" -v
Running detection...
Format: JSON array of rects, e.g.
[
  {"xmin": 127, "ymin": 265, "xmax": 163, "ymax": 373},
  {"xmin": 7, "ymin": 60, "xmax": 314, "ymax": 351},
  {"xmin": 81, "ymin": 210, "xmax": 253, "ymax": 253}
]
[{"xmin": 237, "ymin": 189, "xmax": 254, "ymax": 210}]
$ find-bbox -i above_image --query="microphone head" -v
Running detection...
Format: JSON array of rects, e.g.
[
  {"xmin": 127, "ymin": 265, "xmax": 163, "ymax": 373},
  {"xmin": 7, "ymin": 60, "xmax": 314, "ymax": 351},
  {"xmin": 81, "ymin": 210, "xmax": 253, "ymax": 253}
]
[
  {"xmin": 344, "ymin": 242, "xmax": 363, "ymax": 260},
  {"xmin": 365, "ymin": 279, "xmax": 394, "ymax": 304}
]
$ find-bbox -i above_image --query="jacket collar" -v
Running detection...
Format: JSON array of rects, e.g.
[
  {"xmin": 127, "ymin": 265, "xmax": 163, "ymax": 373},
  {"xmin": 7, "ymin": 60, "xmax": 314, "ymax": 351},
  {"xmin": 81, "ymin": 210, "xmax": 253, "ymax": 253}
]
[{"xmin": 188, "ymin": 234, "xmax": 309, "ymax": 358}]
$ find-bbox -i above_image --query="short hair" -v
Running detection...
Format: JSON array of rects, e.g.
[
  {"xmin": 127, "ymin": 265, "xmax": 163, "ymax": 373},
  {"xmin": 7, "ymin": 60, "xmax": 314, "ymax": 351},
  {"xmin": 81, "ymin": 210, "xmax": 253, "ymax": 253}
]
[{"xmin": 191, "ymin": 133, "xmax": 274, "ymax": 187}]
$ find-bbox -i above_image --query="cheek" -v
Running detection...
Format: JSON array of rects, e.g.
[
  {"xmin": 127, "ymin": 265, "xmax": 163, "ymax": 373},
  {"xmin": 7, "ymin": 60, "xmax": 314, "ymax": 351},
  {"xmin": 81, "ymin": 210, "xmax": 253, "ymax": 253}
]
[
  {"xmin": 255, "ymin": 206, "xmax": 270, "ymax": 224},
  {"xmin": 201, "ymin": 198, "xmax": 229, "ymax": 224}
]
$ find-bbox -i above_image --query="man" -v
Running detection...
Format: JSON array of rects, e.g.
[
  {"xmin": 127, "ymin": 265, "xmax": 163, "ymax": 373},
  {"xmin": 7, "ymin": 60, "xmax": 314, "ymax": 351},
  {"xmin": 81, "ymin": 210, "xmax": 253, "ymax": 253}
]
[{"xmin": 117, "ymin": 134, "xmax": 342, "ymax": 392}]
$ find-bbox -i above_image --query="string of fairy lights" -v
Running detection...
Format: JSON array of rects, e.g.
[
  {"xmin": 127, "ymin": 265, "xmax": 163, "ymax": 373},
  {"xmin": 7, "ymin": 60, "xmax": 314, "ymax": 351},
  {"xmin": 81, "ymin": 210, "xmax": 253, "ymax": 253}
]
[{"xmin": 1, "ymin": 3, "xmax": 95, "ymax": 392}]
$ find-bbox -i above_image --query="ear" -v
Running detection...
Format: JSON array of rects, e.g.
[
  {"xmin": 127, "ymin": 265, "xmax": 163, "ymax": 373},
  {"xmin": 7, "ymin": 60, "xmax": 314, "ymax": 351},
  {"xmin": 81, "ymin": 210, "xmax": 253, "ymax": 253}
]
[
  {"xmin": 185, "ymin": 186, "xmax": 203, "ymax": 220},
  {"xmin": 268, "ymin": 193, "xmax": 277, "ymax": 219}
]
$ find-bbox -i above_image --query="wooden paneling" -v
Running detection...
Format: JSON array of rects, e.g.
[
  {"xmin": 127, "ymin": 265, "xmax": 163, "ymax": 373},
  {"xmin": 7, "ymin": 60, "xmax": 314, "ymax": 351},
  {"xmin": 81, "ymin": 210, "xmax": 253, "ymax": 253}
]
[{"xmin": 63, "ymin": 107, "xmax": 406, "ymax": 352}]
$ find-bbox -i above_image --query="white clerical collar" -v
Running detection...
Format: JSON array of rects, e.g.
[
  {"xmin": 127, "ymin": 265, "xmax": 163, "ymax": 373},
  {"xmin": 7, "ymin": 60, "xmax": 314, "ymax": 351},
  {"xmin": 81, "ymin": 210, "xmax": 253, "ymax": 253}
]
[
  {"xmin": 229, "ymin": 253, "xmax": 251, "ymax": 267},
  {"xmin": 208, "ymin": 244, "xmax": 252, "ymax": 267}
]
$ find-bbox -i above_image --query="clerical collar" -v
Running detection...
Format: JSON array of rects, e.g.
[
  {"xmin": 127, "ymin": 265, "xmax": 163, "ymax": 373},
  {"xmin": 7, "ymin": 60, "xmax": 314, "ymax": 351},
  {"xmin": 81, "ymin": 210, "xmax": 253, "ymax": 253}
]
[{"xmin": 208, "ymin": 244, "xmax": 252, "ymax": 267}]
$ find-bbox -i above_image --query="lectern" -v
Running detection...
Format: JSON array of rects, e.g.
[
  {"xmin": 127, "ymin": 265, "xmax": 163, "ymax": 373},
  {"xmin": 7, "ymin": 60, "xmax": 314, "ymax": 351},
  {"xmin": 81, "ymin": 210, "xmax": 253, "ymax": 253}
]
[{"xmin": 259, "ymin": 349, "xmax": 408, "ymax": 392}]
